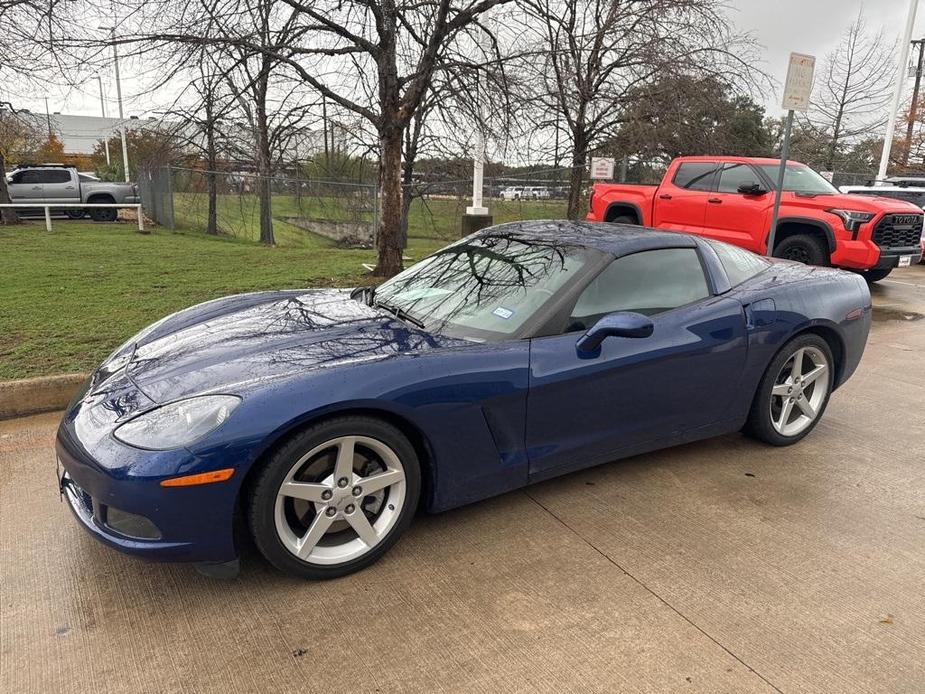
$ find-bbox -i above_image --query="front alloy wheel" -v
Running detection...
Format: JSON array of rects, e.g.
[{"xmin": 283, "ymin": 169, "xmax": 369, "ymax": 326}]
[
  {"xmin": 274, "ymin": 435, "xmax": 406, "ymax": 565},
  {"xmin": 248, "ymin": 417, "xmax": 420, "ymax": 579}
]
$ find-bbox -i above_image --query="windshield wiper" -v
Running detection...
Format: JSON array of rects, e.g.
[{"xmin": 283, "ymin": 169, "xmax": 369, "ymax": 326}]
[{"xmin": 374, "ymin": 300, "xmax": 425, "ymax": 329}]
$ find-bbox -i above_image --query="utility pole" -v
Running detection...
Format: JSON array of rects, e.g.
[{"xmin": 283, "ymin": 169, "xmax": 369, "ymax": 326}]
[
  {"xmin": 43, "ymin": 96, "xmax": 52, "ymax": 140},
  {"xmin": 878, "ymin": 0, "xmax": 919, "ymax": 183},
  {"xmin": 96, "ymin": 75, "xmax": 111, "ymax": 166},
  {"xmin": 321, "ymin": 94, "xmax": 329, "ymax": 167},
  {"xmin": 101, "ymin": 26, "xmax": 131, "ymax": 183},
  {"xmin": 904, "ymin": 38, "xmax": 925, "ymax": 167}
]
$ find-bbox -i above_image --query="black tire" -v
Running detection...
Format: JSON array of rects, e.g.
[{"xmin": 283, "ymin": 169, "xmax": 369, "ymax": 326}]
[
  {"xmin": 90, "ymin": 207, "xmax": 118, "ymax": 222},
  {"xmin": 860, "ymin": 268, "xmax": 892, "ymax": 283},
  {"xmin": 246, "ymin": 416, "xmax": 421, "ymax": 580},
  {"xmin": 773, "ymin": 234, "xmax": 829, "ymax": 266},
  {"xmin": 608, "ymin": 214, "xmax": 637, "ymax": 225},
  {"xmin": 743, "ymin": 333, "xmax": 834, "ymax": 446},
  {"xmin": 65, "ymin": 209, "xmax": 86, "ymax": 220}
]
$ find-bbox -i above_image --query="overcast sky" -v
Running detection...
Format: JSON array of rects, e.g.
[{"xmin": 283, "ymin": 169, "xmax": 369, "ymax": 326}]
[
  {"xmin": 17, "ymin": 0, "xmax": 920, "ymax": 124},
  {"xmin": 730, "ymin": 0, "xmax": 913, "ymax": 114}
]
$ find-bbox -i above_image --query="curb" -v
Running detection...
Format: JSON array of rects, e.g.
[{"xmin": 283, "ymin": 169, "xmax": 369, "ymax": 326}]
[{"xmin": 0, "ymin": 374, "xmax": 88, "ymax": 421}]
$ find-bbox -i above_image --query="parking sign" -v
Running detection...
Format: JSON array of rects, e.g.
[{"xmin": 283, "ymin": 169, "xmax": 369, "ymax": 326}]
[
  {"xmin": 782, "ymin": 52, "xmax": 815, "ymax": 112},
  {"xmin": 590, "ymin": 157, "xmax": 615, "ymax": 180}
]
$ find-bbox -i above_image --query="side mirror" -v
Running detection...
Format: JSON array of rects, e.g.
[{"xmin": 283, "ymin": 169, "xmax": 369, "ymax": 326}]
[
  {"xmin": 737, "ymin": 182, "xmax": 767, "ymax": 195},
  {"xmin": 576, "ymin": 311, "xmax": 654, "ymax": 355}
]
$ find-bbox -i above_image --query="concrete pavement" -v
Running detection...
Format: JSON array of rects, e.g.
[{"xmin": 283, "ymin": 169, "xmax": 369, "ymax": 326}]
[{"xmin": 2, "ymin": 267, "xmax": 924, "ymax": 693}]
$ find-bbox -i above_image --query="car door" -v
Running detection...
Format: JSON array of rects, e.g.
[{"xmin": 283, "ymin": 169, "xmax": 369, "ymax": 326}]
[
  {"xmin": 42, "ymin": 169, "xmax": 81, "ymax": 205},
  {"xmin": 525, "ymin": 246, "xmax": 748, "ymax": 482},
  {"xmin": 652, "ymin": 161, "xmax": 720, "ymax": 233},
  {"xmin": 701, "ymin": 163, "xmax": 772, "ymax": 252},
  {"xmin": 7, "ymin": 169, "xmax": 44, "ymax": 202}
]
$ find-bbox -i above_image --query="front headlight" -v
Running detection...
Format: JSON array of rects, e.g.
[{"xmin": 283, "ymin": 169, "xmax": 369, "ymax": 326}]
[
  {"xmin": 113, "ymin": 395, "xmax": 241, "ymax": 450},
  {"xmin": 827, "ymin": 208, "xmax": 875, "ymax": 232}
]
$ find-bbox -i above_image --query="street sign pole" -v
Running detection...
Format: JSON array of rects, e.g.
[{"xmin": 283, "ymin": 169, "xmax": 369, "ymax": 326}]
[
  {"xmin": 767, "ymin": 109, "xmax": 794, "ymax": 256},
  {"xmin": 768, "ymin": 52, "xmax": 815, "ymax": 257}
]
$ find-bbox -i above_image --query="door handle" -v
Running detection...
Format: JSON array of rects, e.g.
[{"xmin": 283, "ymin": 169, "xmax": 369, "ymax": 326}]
[
  {"xmin": 707, "ymin": 198, "xmax": 722, "ymax": 204},
  {"xmin": 32, "ymin": 186, "xmax": 41, "ymax": 190},
  {"xmin": 65, "ymin": 186, "xmax": 75, "ymax": 190},
  {"xmin": 658, "ymin": 194, "xmax": 672, "ymax": 200}
]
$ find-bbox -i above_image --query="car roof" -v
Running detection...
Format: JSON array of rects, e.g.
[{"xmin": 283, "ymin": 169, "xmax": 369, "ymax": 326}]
[
  {"xmin": 674, "ymin": 155, "xmax": 802, "ymax": 166},
  {"xmin": 474, "ymin": 220, "xmax": 697, "ymax": 258}
]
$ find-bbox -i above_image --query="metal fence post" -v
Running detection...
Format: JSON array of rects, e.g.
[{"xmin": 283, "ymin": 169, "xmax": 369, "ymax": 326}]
[{"xmin": 166, "ymin": 166, "xmax": 175, "ymax": 231}]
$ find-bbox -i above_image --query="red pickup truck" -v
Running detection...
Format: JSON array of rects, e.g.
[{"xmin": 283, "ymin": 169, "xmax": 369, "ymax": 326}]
[{"xmin": 587, "ymin": 156, "xmax": 924, "ymax": 282}]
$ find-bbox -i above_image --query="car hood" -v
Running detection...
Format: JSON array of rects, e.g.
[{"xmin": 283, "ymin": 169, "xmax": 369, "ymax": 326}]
[
  {"xmin": 783, "ymin": 191, "xmax": 923, "ymax": 214},
  {"xmin": 97, "ymin": 289, "xmax": 462, "ymax": 404}
]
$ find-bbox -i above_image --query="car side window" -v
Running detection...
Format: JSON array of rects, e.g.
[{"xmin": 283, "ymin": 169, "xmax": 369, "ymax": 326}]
[
  {"xmin": 45, "ymin": 170, "xmax": 71, "ymax": 184},
  {"xmin": 705, "ymin": 239, "xmax": 770, "ymax": 286},
  {"xmin": 672, "ymin": 162, "xmax": 719, "ymax": 191},
  {"xmin": 716, "ymin": 164, "xmax": 762, "ymax": 193},
  {"xmin": 567, "ymin": 248, "xmax": 711, "ymax": 331},
  {"xmin": 11, "ymin": 170, "xmax": 42, "ymax": 184}
]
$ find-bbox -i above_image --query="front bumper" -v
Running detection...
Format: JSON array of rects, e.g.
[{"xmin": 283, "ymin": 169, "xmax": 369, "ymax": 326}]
[
  {"xmin": 870, "ymin": 247, "xmax": 923, "ymax": 269},
  {"xmin": 56, "ymin": 419, "xmax": 241, "ymax": 564}
]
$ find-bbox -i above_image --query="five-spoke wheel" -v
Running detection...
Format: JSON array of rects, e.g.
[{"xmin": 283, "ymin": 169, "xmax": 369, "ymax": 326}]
[
  {"xmin": 248, "ymin": 417, "xmax": 420, "ymax": 579},
  {"xmin": 744, "ymin": 334, "xmax": 834, "ymax": 446}
]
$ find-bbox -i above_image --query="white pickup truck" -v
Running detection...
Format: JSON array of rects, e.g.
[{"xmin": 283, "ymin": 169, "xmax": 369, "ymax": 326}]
[{"xmin": 6, "ymin": 165, "xmax": 139, "ymax": 221}]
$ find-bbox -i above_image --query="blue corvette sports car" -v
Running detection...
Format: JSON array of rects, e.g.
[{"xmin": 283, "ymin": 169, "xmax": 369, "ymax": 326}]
[{"xmin": 56, "ymin": 221, "xmax": 872, "ymax": 579}]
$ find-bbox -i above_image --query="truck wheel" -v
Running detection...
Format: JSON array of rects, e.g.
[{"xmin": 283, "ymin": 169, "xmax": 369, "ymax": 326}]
[
  {"xmin": 774, "ymin": 234, "xmax": 828, "ymax": 266},
  {"xmin": 90, "ymin": 208, "xmax": 118, "ymax": 222},
  {"xmin": 609, "ymin": 215, "xmax": 637, "ymax": 225},
  {"xmin": 860, "ymin": 268, "xmax": 892, "ymax": 283}
]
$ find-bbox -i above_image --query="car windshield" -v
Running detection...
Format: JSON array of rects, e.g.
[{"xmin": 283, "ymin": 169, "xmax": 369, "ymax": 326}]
[
  {"xmin": 372, "ymin": 234, "xmax": 594, "ymax": 340},
  {"xmin": 756, "ymin": 164, "xmax": 839, "ymax": 195}
]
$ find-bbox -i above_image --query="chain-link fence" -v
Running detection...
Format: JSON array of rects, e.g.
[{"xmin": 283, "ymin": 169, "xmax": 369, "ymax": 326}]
[{"xmin": 139, "ymin": 165, "xmax": 585, "ymax": 246}]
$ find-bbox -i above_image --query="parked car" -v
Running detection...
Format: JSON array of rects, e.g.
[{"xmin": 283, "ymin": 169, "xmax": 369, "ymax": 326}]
[
  {"xmin": 885, "ymin": 175, "xmax": 925, "ymax": 187},
  {"xmin": 57, "ymin": 221, "xmax": 871, "ymax": 580},
  {"xmin": 6, "ymin": 165, "xmax": 138, "ymax": 221},
  {"xmin": 586, "ymin": 156, "xmax": 924, "ymax": 282},
  {"xmin": 499, "ymin": 186, "xmax": 551, "ymax": 201}
]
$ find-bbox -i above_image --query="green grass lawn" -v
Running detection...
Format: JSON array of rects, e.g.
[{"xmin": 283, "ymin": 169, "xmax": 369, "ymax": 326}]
[
  {"xmin": 0, "ymin": 220, "xmax": 442, "ymax": 379},
  {"xmin": 0, "ymin": 196, "xmax": 567, "ymax": 379}
]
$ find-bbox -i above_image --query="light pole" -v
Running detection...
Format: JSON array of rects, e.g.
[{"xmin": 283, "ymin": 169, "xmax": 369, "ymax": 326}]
[
  {"xmin": 101, "ymin": 26, "xmax": 131, "ymax": 182},
  {"xmin": 461, "ymin": 28, "xmax": 492, "ymax": 236},
  {"xmin": 878, "ymin": 0, "xmax": 919, "ymax": 183},
  {"xmin": 96, "ymin": 75, "xmax": 111, "ymax": 166},
  {"xmin": 903, "ymin": 38, "xmax": 925, "ymax": 166}
]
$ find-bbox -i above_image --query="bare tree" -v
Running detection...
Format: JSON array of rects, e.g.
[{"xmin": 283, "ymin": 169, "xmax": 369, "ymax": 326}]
[
  {"xmin": 519, "ymin": 0, "xmax": 763, "ymax": 218},
  {"xmin": 0, "ymin": 107, "xmax": 42, "ymax": 224},
  {"xmin": 806, "ymin": 12, "xmax": 894, "ymax": 171}
]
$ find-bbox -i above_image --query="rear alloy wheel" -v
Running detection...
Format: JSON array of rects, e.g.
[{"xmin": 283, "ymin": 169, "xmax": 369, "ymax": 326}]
[
  {"xmin": 609, "ymin": 214, "xmax": 637, "ymax": 225},
  {"xmin": 247, "ymin": 417, "xmax": 420, "ymax": 579},
  {"xmin": 744, "ymin": 335, "xmax": 833, "ymax": 446},
  {"xmin": 774, "ymin": 234, "xmax": 828, "ymax": 266}
]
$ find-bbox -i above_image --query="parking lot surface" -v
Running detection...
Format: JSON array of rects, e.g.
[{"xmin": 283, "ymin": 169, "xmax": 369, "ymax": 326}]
[{"xmin": 2, "ymin": 267, "xmax": 924, "ymax": 693}]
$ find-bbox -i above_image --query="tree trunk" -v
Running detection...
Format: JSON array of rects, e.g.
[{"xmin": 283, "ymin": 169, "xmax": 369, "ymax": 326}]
[
  {"xmin": 567, "ymin": 129, "xmax": 589, "ymax": 220},
  {"xmin": 0, "ymin": 154, "xmax": 20, "ymax": 225},
  {"xmin": 398, "ymin": 126, "xmax": 418, "ymax": 250},
  {"xmin": 375, "ymin": 127, "xmax": 404, "ymax": 276},
  {"xmin": 205, "ymin": 120, "xmax": 218, "ymax": 236},
  {"xmin": 255, "ymin": 115, "xmax": 274, "ymax": 246}
]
